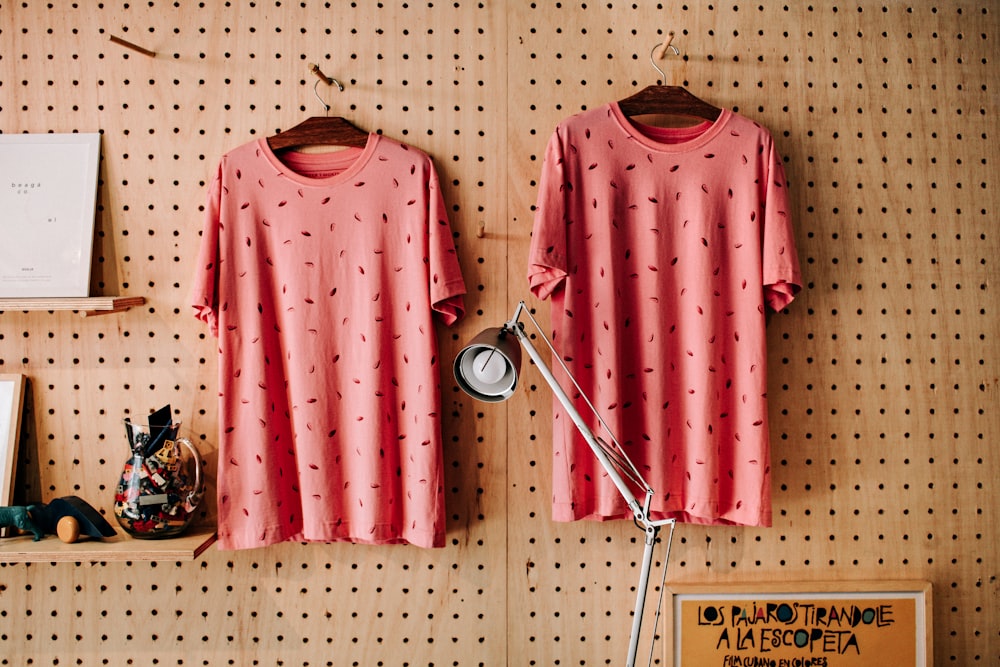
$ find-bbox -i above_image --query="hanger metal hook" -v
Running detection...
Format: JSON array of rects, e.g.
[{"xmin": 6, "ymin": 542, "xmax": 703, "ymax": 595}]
[
  {"xmin": 312, "ymin": 77, "xmax": 344, "ymax": 117},
  {"xmin": 650, "ymin": 32, "xmax": 681, "ymax": 82}
]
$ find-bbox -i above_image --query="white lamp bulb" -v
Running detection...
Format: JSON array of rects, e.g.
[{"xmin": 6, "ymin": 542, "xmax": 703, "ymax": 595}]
[{"xmin": 473, "ymin": 349, "xmax": 507, "ymax": 385}]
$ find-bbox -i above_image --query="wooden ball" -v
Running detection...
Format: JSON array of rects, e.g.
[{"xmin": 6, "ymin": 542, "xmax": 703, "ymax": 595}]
[{"xmin": 56, "ymin": 516, "xmax": 81, "ymax": 544}]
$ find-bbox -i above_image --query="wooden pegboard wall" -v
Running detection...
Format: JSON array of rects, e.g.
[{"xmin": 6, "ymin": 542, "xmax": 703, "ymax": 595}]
[
  {"xmin": 0, "ymin": 2, "xmax": 996, "ymax": 666},
  {"xmin": 504, "ymin": 3, "xmax": 997, "ymax": 665}
]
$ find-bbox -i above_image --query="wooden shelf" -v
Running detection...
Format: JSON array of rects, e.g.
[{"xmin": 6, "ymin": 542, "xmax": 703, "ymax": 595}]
[
  {"xmin": 0, "ymin": 525, "xmax": 216, "ymax": 563},
  {"xmin": 0, "ymin": 296, "xmax": 145, "ymax": 316}
]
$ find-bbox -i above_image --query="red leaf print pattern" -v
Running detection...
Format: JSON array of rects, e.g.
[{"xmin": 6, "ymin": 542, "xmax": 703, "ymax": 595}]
[
  {"xmin": 525, "ymin": 103, "xmax": 799, "ymax": 529},
  {"xmin": 191, "ymin": 134, "xmax": 466, "ymax": 550}
]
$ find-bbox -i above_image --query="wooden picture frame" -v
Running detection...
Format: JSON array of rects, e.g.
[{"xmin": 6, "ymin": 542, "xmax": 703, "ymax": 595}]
[
  {"xmin": 0, "ymin": 374, "xmax": 26, "ymax": 510},
  {"xmin": 664, "ymin": 580, "xmax": 932, "ymax": 667}
]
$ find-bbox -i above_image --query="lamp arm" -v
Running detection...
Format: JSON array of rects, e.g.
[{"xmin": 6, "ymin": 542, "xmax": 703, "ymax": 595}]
[
  {"xmin": 503, "ymin": 302, "xmax": 677, "ymax": 667},
  {"xmin": 504, "ymin": 305, "xmax": 648, "ymax": 524}
]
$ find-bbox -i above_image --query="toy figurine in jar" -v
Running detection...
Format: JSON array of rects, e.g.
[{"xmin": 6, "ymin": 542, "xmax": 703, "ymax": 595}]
[{"xmin": 113, "ymin": 418, "xmax": 204, "ymax": 539}]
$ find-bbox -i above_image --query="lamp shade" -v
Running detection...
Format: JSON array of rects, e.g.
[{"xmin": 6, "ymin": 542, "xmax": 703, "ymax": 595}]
[{"xmin": 453, "ymin": 327, "xmax": 522, "ymax": 402}]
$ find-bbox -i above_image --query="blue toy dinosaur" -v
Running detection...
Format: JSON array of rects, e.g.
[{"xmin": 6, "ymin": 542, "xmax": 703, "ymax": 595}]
[{"xmin": 0, "ymin": 504, "xmax": 45, "ymax": 541}]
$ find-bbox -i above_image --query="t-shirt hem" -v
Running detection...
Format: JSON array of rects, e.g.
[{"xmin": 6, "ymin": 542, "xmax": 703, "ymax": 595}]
[
  {"xmin": 191, "ymin": 303, "xmax": 218, "ymax": 337},
  {"xmin": 527, "ymin": 265, "xmax": 568, "ymax": 301},
  {"xmin": 433, "ymin": 283, "xmax": 468, "ymax": 326},
  {"xmin": 216, "ymin": 522, "xmax": 445, "ymax": 550},
  {"xmin": 551, "ymin": 502, "xmax": 771, "ymax": 528}
]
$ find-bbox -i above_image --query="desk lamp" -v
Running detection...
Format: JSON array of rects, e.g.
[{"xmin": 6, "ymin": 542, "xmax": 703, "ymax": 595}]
[{"xmin": 454, "ymin": 300, "xmax": 677, "ymax": 667}]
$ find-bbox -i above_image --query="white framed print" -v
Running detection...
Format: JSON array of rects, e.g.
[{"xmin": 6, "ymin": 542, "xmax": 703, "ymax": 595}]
[
  {"xmin": 0, "ymin": 133, "xmax": 101, "ymax": 297},
  {"xmin": 0, "ymin": 374, "xmax": 26, "ymax": 506}
]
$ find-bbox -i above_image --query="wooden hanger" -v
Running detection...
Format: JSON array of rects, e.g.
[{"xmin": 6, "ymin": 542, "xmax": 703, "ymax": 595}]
[
  {"xmin": 617, "ymin": 36, "xmax": 721, "ymax": 122},
  {"xmin": 617, "ymin": 85, "xmax": 721, "ymax": 121},
  {"xmin": 267, "ymin": 77, "xmax": 370, "ymax": 151},
  {"xmin": 267, "ymin": 116, "xmax": 370, "ymax": 151}
]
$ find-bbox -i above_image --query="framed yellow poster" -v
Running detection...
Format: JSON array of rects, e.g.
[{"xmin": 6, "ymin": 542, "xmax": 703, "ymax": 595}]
[{"xmin": 665, "ymin": 581, "xmax": 932, "ymax": 667}]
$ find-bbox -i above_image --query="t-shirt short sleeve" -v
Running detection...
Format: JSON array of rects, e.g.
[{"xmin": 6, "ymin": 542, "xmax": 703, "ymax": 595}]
[
  {"xmin": 761, "ymin": 138, "xmax": 802, "ymax": 312},
  {"xmin": 190, "ymin": 163, "xmax": 223, "ymax": 337},
  {"xmin": 426, "ymin": 164, "xmax": 467, "ymax": 325},
  {"xmin": 528, "ymin": 127, "xmax": 571, "ymax": 300}
]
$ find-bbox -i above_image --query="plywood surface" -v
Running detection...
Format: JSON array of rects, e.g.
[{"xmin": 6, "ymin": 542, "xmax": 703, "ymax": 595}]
[{"xmin": 0, "ymin": 2, "xmax": 995, "ymax": 665}]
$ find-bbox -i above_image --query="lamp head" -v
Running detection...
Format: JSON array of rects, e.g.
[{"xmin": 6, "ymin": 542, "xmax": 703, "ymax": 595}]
[{"xmin": 453, "ymin": 326, "xmax": 522, "ymax": 402}]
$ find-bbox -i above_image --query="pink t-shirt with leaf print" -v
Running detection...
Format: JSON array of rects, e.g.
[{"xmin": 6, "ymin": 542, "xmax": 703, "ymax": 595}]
[
  {"xmin": 528, "ymin": 103, "xmax": 800, "ymax": 527},
  {"xmin": 192, "ymin": 135, "xmax": 466, "ymax": 550}
]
